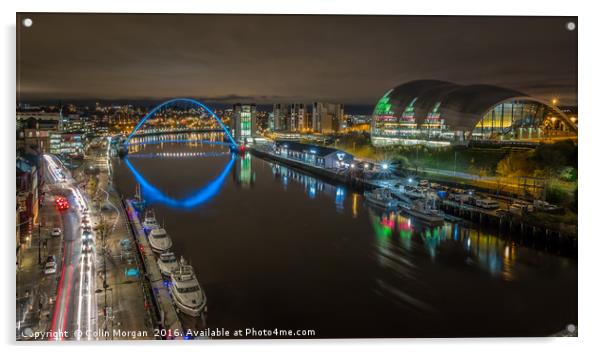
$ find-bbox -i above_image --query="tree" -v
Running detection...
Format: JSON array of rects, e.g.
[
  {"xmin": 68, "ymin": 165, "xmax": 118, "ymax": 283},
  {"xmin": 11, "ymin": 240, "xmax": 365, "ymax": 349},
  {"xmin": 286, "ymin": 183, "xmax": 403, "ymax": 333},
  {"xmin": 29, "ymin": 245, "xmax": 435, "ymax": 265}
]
[{"xmin": 496, "ymin": 151, "xmax": 532, "ymax": 177}]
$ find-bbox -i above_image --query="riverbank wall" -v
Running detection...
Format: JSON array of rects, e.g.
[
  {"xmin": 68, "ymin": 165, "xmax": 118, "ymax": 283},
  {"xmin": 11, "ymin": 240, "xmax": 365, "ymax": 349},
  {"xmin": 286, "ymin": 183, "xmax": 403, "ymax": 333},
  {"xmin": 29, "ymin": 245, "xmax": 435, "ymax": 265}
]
[{"xmin": 250, "ymin": 147, "xmax": 375, "ymax": 190}]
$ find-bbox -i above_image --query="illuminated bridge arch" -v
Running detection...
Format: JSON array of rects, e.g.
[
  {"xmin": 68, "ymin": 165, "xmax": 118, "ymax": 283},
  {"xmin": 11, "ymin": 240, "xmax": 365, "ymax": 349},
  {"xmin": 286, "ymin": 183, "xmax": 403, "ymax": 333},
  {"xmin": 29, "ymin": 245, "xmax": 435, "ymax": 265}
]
[{"xmin": 125, "ymin": 98, "xmax": 237, "ymax": 148}]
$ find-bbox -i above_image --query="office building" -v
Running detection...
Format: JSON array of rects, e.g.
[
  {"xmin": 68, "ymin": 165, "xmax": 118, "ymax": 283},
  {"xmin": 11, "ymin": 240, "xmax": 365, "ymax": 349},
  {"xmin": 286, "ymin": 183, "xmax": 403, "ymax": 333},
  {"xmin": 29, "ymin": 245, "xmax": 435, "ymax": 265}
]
[
  {"xmin": 272, "ymin": 103, "xmax": 288, "ymax": 131},
  {"xmin": 312, "ymin": 102, "xmax": 344, "ymax": 133},
  {"xmin": 231, "ymin": 103, "xmax": 257, "ymax": 143}
]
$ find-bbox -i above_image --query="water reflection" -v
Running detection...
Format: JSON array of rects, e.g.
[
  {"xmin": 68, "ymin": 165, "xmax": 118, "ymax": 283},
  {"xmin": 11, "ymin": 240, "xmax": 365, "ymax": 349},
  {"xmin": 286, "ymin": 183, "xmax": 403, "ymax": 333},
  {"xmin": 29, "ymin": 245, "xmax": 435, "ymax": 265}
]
[
  {"xmin": 464, "ymin": 229, "xmax": 517, "ymax": 281},
  {"xmin": 270, "ymin": 163, "xmax": 347, "ymax": 212},
  {"xmin": 128, "ymin": 132, "xmax": 227, "ymax": 153},
  {"xmin": 234, "ymin": 152, "xmax": 255, "ymax": 188},
  {"xmin": 129, "ymin": 151, "xmax": 230, "ymax": 159},
  {"xmin": 352, "ymin": 193, "xmax": 359, "ymax": 218},
  {"xmin": 335, "ymin": 187, "xmax": 345, "ymax": 213},
  {"xmin": 267, "ymin": 160, "xmax": 519, "ymax": 281},
  {"xmin": 113, "ymin": 138, "xmax": 575, "ymax": 336},
  {"xmin": 124, "ymin": 154, "xmax": 236, "ymax": 209},
  {"xmin": 369, "ymin": 208, "xmax": 516, "ymax": 279}
]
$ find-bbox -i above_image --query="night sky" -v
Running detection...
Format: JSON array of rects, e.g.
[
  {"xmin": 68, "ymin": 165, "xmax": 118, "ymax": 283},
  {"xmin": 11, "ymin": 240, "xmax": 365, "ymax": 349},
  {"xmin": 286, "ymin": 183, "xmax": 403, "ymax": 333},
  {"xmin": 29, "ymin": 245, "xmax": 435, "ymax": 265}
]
[{"xmin": 17, "ymin": 14, "xmax": 578, "ymax": 107}]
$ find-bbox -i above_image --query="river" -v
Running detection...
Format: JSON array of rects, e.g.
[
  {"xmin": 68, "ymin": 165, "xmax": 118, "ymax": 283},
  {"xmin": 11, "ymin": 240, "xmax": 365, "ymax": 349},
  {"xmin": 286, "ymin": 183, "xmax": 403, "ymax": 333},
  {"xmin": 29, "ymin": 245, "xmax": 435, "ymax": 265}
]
[{"xmin": 111, "ymin": 134, "xmax": 577, "ymax": 338}]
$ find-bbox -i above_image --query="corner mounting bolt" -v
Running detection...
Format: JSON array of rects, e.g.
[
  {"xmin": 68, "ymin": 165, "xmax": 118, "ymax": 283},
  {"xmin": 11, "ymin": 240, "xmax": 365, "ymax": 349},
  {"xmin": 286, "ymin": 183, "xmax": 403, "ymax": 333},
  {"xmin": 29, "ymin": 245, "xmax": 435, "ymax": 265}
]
[{"xmin": 566, "ymin": 22, "xmax": 576, "ymax": 31}]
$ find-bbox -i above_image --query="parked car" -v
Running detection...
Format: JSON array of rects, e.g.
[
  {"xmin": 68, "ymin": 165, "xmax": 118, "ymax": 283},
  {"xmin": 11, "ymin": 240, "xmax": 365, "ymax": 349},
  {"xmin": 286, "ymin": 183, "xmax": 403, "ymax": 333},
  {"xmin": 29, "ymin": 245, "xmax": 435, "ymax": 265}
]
[
  {"xmin": 450, "ymin": 193, "xmax": 471, "ymax": 203},
  {"xmin": 51, "ymin": 227, "xmax": 62, "ymax": 237},
  {"xmin": 533, "ymin": 200, "xmax": 564, "ymax": 213},
  {"xmin": 509, "ymin": 202, "xmax": 534, "ymax": 215},
  {"xmin": 475, "ymin": 198, "xmax": 500, "ymax": 209},
  {"xmin": 495, "ymin": 209, "xmax": 511, "ymax": 217}
]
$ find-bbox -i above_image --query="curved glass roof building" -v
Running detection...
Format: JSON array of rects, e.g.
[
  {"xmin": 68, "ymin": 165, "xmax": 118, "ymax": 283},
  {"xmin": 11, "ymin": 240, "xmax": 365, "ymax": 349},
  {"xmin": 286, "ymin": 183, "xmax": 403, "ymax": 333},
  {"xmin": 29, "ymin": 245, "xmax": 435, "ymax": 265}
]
[{"xmin": 371, "ymin": 80, "xmax": 577, "ymax": 146}]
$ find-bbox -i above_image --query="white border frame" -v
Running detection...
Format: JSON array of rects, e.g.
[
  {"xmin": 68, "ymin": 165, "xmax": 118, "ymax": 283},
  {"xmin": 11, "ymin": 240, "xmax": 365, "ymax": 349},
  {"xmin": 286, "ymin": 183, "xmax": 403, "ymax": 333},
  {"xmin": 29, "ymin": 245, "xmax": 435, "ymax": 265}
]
[{"xmin": 2, "ymin": 1, "xmax": 600, "ymax": 353}]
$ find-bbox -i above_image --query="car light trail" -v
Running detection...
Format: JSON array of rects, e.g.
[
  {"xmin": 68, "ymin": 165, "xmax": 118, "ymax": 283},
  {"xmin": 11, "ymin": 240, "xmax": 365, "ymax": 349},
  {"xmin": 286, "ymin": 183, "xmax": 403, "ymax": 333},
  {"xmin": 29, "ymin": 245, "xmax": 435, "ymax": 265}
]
[
  {"xmin": 76, "ymin": 250, "xmax": 85, "ymax": 340},
  {"xmin": 49, "ymin": 254, "xmax": 67, "ymax": 341},
  {"xmin": 44, "ymin": 153, "xmax": 97, "ymax": 341},
  {"xmin": 61, "ymin": 265, "xmax": 74, "ymax": 340},
  {"xmin": 87, "ymin": 259, "xmax": 93, "ymax": 340}
]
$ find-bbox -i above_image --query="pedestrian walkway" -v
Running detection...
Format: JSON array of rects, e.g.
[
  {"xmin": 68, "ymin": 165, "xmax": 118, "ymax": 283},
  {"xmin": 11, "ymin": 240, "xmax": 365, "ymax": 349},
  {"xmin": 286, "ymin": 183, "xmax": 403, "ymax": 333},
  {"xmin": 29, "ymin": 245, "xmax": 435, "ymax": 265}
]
[
  {"xmin": 125, "ymin": 200, "xmax": 184, "ymax": 337},
  {"xmin": 80, "ymin": 148, "xmax": 154, "ymax": 340},
  {"xmin": 16, "ymin": 194, "xmax": 63, "ymax": 340},
  {"xmin": 94, "ymin": 187, "xmax": 154, "ymax": 339}
]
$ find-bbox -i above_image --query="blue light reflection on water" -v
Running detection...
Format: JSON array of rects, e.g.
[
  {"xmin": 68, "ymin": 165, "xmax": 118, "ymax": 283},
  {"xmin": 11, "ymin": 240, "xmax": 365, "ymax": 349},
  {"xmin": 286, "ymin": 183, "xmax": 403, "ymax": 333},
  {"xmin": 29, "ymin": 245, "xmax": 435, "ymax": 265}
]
[
  {"xmin": 113, "ymin": 142, "xmax": 576, "ymax": 337},
  {"xmin": 124, "ymin": 154, "xmax": 236, "ymax": 209}
]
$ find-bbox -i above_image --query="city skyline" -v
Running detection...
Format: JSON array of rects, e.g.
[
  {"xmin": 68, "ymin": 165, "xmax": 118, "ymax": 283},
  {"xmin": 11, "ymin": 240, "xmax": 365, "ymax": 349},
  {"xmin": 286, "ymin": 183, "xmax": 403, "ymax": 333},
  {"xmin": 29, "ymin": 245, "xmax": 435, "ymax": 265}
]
[
  {"xmin": 17, "ymin": 14, "xmax": 577, "ymax": 105},
  {"xmin": 15, "ymin": 13, "xmax": 579, "ymax": 341}
]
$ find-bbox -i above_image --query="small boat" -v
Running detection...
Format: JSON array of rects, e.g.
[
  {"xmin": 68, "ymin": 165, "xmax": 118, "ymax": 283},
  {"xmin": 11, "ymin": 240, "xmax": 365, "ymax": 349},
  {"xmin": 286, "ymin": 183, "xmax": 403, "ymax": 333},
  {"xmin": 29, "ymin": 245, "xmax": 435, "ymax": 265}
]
[
  {"xmin": 157, "ymin": 252, "xmax": 180, "ymax": 277},
  {"xmin": 402, "ymin": 198, "xmax": 445, "ymax": 223},
  {"xmin": 170, "ymin": 259, "xmax": 207, "ymax": 317},
  {"xmin": 148, "ymin": 228, "xmax": 173, "ymax": 253},
  {"xmin": 364, "ymin": 188, "xmax": 399, "ymax": 209},
  {"xmin": 142, "ymin": 209, "xmax": 159, "ymax": 230},
  {"xmin": 403, "ymin": 185, "xmax": 428, "ymax": 199},
  {"xmin": 131, "ymin": 184, "xmax": 147, "ymax": 211},
  {"xmin": 389, "ymin": 185, "xmax": 416, "ymax": 206}
]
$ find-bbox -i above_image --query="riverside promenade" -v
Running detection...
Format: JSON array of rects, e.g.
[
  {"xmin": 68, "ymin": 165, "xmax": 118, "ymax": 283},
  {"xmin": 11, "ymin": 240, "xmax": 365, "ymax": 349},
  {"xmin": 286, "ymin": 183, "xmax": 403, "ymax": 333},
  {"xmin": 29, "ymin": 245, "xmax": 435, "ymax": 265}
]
[{"xmin": 124, "ymin": 200, "xmax": 184, "ymax": 338}]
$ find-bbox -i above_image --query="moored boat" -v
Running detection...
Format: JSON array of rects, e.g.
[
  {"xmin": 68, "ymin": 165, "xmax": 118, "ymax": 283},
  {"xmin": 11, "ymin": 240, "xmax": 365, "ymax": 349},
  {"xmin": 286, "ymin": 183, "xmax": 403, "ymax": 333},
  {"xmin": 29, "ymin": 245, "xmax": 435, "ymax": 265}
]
[
  {"xmin": 142, "ymin": 209, "xmax": 159, "ymax": 231},
  {"xmin": 389, "ymin": 185, "xmax": 416, "ymax": 207},
  {"xmin": 148, "ymin": 228, "xmax": 173, "ymax": 253},
  {"xmin": 364, "ymin": 188, "xmax": 399, "ymax": 209},
  {"xmin": 157, "ymin": 251, "xmax": 180, "ymax": 277},
  {"xmin": 402, "ymin": 198, "xmax": 445, "ymax": 224},
  {"xmin": 169, "ymin": 259, "xmax": 207, "ymax": 317}
]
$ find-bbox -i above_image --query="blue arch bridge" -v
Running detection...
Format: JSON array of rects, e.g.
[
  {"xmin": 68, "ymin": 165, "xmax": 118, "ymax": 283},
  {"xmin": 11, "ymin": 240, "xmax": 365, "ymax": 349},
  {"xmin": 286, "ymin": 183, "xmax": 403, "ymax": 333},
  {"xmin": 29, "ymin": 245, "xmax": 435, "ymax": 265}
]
[
  {"xmin": 119, "ymin": 98, "xmax": 243, "ymax": 209},
  {"xmin": 120, "ymin": 97, "xmax": 240, "ymax": 155}
]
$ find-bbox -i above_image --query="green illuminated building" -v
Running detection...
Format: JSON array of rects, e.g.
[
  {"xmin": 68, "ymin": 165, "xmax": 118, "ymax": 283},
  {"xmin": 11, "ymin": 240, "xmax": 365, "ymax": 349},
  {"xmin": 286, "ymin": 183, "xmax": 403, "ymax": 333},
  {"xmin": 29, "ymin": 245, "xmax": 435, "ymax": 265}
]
[
  {"xmin": 231, "ymin": 103, "xmax": 257, "ymax": 143},
  {"xmin": 371, "ymin": 80, "xmax": 577, "ymax": 146}
]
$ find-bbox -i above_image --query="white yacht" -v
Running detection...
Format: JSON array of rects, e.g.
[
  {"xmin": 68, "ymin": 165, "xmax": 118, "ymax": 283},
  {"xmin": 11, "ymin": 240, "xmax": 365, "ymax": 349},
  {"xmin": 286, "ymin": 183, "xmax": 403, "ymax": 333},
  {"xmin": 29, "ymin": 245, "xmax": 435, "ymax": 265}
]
[
  {"xmin": 157, "ymin": 252, "xmax": 180, "ymax": 277},
  {"xmin": 364, "ymin": 188, "xmax": 399, "ymax": 209},
  {"xmin": 170, "ymin": 260, "xmax": 207, "ymax": 317},
  {"xmin": 148, "ymin": 228, "xmax": 173, "ymax": 253},
  {"xmin": 142, "ymin": 209, "xmax": 159, "ymax": 230},
  {"xmin": 402, "ymin": 198, "xmax": 445, "ymax": 223}
]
